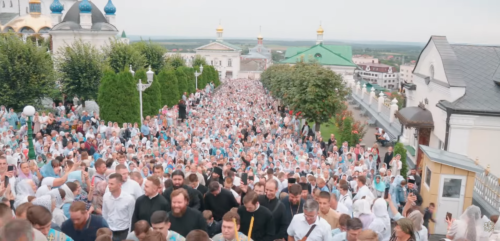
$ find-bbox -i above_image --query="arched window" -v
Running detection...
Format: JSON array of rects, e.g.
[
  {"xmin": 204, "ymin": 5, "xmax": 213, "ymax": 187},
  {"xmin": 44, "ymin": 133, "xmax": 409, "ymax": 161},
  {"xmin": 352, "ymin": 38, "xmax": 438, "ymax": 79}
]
[
  {"xmin": 20, "ymin": 27, "xmax": 35, "ymax": 34},
  {"xmin": 228, "ymin": 58, "xmax": 232, "ymax": 67},
  {"xmin": 314, "ymin": 53, "xmax": 322, "ymax": 58},
  {"xmin": 9, "ymin": 0, "xmax": 12, "ymax": 7},
  {"xmin": 38, "ymin": 27, "xmax": 50, "ymax": 33},
  {"xmin": 3, "ymin": 26, "xmax": 14, "ymax": 33},
  {"xmin": 2, "ymin": 1, "xmax": 5, "ymax": 7}
]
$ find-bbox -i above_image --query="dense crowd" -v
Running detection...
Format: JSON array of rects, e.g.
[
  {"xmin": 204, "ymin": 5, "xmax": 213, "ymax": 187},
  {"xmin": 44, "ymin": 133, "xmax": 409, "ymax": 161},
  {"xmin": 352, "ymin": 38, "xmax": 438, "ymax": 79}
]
[{"xmin": 0, "ymin": 78, "xmax": 496, "ymax": 241}]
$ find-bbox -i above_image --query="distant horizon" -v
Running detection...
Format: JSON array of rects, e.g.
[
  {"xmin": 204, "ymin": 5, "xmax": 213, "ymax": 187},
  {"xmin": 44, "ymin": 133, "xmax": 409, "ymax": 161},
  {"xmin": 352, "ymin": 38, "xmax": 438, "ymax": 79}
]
[{"xmin": 127, "ymin": 35, "xmax": 427, "ymax": 46}]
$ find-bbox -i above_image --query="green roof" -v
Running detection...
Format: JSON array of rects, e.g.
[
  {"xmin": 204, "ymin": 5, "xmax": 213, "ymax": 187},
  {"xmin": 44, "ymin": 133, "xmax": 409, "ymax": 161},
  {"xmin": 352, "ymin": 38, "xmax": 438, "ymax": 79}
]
[
  {"xmin": 281, "ymin": 44, "xmax": 357, "ymax": 67},
  {"xmin": 359, "ymin": 79, "xmax": 387, "ymax": 92},
  {"xmin": 219, "ymin": 41, "xmax": 242, "ymax": 50},
  {"xmin": 121, "ymin": 30, "xmax": 127, "ymax": 38}
]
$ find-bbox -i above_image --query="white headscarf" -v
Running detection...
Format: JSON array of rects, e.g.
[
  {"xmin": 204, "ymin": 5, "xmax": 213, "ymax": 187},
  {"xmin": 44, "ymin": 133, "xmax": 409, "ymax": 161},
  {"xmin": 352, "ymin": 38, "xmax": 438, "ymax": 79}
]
[
  {"xmin": 36, "ymin": 185, "xmax": 51, "ymax": 197},
  {"xmin": 13, "ymin": 179, "xmax": 36, "ymax": 209},
  {"xmin": 449, "ymin": 205, "xmax": 484, "ymax": 241},
  {"xmin": 369, "ymin": 198, "xmax": 391, "ymax": 241},
  {"xmin": 32, "ymin": 194, "xmax": 53, "ymax": 212},
  {"xmin": 49, "ymin": 188, "xmax": 64, "ymax": 208},
  {"xmin": 60, "ymin": 184, "xmax": 74, "ymax": 204}
]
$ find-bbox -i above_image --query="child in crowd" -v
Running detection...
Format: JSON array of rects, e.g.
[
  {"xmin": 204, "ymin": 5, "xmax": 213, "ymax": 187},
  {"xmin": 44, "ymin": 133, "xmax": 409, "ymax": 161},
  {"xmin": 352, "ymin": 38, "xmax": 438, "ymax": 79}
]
[
  {"xmin": 203, "ymin": 210, "xmax": 221, "ymax": 238},
  {"xmin": 423, "ymin": 202, "xmax": 435, "ymax": 236}
]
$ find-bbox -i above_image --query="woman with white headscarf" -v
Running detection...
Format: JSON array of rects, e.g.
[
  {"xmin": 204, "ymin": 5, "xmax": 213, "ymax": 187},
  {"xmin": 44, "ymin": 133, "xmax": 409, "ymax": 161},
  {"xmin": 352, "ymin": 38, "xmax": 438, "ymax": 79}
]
[
  {"xmin": 353, "ymin": 199, "xmax": 374, "ymax": 229},
  {"xmin": 48, "ymin": 188, "xmax": 67, "ymax": 226},
  {"xmin": 14, "ymin": 179, "xmax": 36, "ymax": 209},
  {"xmin": 446, "ymin": 205, "xmax": 484, "ymax": 241},
  {"xmin": 369, "ymin": 198, "xmax": 391, "ymax": 241},
  {"xmin": 407, "ymin": 209, "xmax": 428, "ymax": 241}
]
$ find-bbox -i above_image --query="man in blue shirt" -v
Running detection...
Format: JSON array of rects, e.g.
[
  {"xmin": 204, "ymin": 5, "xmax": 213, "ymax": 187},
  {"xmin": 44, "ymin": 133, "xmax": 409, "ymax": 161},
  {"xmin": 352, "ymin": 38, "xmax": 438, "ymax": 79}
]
[
  {"xmin": 141, "ymin": 120, "xmax": 150, "ymax": 138},
  {"xmin": 61, "ymin": 201, "xmax": 109, "ymax": 241}
]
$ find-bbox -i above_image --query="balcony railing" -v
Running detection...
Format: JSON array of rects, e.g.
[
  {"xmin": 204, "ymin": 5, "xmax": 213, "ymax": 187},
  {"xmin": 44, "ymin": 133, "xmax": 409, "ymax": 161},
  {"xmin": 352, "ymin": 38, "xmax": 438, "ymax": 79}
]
[{"xmin": 474, "ymin": 172, "xmax": 500, "ymax": 215}]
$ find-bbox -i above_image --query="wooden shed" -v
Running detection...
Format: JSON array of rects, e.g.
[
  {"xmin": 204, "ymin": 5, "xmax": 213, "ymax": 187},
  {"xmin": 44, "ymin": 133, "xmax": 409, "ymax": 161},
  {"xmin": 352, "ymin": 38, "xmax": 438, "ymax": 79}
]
[{"xmin": 418, "ymin": 145, "xmax": 483, "ymax": 235}]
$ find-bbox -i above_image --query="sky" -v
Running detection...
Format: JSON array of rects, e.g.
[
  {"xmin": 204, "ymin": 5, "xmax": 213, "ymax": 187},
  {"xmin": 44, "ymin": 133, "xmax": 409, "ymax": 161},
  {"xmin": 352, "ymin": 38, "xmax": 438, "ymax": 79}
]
[{"xmin": 79, "ymin": 0, "xmax": 500, "ymax": 44}]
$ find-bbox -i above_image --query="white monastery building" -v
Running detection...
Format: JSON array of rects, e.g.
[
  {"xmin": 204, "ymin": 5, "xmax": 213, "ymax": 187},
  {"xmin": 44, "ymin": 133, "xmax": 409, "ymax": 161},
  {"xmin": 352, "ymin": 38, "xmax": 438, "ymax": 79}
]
[{"xmin": 356, "ymin": 63, "xmax": 399, "ymax": 90}]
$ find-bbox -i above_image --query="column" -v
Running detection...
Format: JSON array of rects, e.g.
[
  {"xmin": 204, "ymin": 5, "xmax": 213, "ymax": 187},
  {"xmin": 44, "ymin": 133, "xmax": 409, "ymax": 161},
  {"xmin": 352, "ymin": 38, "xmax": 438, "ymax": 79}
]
[
  {"xmin": 361, "ymin": 84, "xmax": 367, "ymax": 99},
  {"xmin": 378, "ymin": 92, "xmax": 384, "ymax": 112},
  {"xmin": 390, "ymin": 98, "xmax": 399, "ymax": 123},
  {"xmin": 369, "ymin": 87, "xmax": 375, "ymax": 105}
]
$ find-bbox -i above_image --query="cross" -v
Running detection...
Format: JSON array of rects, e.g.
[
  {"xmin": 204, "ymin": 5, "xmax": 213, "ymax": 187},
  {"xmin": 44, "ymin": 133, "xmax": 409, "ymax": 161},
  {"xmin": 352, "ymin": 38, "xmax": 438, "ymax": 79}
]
[{"xmin": 47, "ymin": 234, "xmax": 55, "ymax": 241}]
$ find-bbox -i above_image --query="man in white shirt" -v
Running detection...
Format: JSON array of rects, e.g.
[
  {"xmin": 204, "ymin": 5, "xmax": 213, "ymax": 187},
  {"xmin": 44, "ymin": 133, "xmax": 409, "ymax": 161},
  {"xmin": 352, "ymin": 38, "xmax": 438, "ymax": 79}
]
[
  {"xmin": 102, "ymin": 173, "xmax": 135, "ymax": 241},
  {"xmin": 338, "ymin": 183, "xmax": 353, "ymax": 216},
  {"xmin": 287, "ymin": 199, "xmax": 332, "ymax": 241},
  {"xmin": 106, "ymin": 164, "xmax": 143, "ymax": 199},
  {"xmin": 353, "ymin": 176, "xmax": 374, "ymax": 203}
]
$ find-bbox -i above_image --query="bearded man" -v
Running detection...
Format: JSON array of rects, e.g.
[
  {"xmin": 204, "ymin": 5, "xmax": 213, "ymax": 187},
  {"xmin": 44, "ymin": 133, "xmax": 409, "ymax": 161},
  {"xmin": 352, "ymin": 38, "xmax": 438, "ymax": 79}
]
[
  {"xmin": 61, "ymin": 201, "xmax": 109, "ymax": 241},
  {"xmin": 168, "ymin": 188, "xmax": 207, "ymax": 237},
  {"xmin": 162, "ymin": 170, "xmax": 201, "ymax": 210}
]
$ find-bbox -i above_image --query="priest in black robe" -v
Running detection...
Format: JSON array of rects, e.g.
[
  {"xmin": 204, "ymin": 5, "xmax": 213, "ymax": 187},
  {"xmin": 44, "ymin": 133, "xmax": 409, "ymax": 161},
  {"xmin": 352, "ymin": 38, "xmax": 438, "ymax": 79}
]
[
  {"xmin": 132, "ymin": 176, "xmax": 170, "ymax": 227},
  {"xmin": 204, "ymin": 181, "xmax": 239, "ymax": 221},
  {"xmin": 280, "ymin": 177, "xmax": 296, "ymax": 194},
  {"xmin": 259, "ymin": 179, "xmax": 288, "ymax": 240},
  {"xmin": 281, "ymin": 183, "xmax": 305, "ymax": 228},
  {"xmin": 163, "ymin": 170, "xmax": 202, "ymax": 211},
  {"xmin": 207, "ymin": 166, "xmax": 224, "ymax": 185},
  {"xmin": 168, "ymin": 188, "xmax": 207, "ymax": 237},
  {"xmin": 238, "ymin": 191, "xmax": 275, "ymax": 241}
]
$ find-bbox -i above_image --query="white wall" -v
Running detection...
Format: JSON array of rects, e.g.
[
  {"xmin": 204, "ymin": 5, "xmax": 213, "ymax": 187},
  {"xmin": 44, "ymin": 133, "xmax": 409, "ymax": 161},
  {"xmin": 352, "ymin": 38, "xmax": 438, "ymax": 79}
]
[
  {"xmin": 413, "ymin": 40, "xmax": 449, "ymax": 85},
  {"xmin": 448, "ymin": 114, "xmax": 500, "ymax": 176},
  {"xmin": 197, "ymin": 50, "xmax": 240, "ymax": 79},
  {"xmin": 51, "ymin": 32, "xmax": 117, "ymax": 56}
]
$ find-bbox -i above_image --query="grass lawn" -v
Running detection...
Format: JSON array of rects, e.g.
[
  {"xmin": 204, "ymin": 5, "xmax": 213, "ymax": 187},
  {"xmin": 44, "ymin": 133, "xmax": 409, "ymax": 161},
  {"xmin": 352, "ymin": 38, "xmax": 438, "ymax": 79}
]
[{"xmin": 310, "ymin": 119, "xmax": 341, "ymax": 141}]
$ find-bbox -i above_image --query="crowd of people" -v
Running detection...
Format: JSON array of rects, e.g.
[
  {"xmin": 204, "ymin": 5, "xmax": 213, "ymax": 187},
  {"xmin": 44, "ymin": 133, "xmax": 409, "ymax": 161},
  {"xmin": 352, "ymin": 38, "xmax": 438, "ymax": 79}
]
[{"xmin": 0, "ymin": 78, "xmax": 496, "ymax": 241}]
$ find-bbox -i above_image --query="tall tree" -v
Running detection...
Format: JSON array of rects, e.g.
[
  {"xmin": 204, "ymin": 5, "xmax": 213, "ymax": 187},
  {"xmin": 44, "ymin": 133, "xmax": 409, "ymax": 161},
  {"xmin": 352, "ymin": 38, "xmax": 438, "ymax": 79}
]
[
  {"xmin": 288, "ymin": 63, "xmax": 348, "ymax": 131},
  {"xmin": 135, "ymin": 69, "xmax": 161, "ymax": 117},
  {"xmin": 133, "ymin": 40, "xmax": 167, "ymax": 73},
  {"xmin": 192, "ymin": 55, "xmax": 207, "ymax": 67},
  {"xmin": 0, "ymin": 34, "xmax": 55, "ymax": 110},
  {"xmin": 181, "ymin": 67, "xmax": 195, "ymax": 94},
  {"xmin": 176, "ymin": 67, "xmax": 188, "ymax": 96},
  {"xmin": 105, "ymin": 39, "xmax": 146, "ymax": 74},
  {"xmin": 394, "ymin": 142, "xmax": 409, "ymax": 178},
  {"xmin": 56, "ymin": 40, "xmax": 104, "ymax": 105},
  {"xmin": 158, "ymin": 69, "xmax": 179, "ymax": 107},
  {"xmin": 166, "ymin": 54, "xmax": 186, "ymax": 69},
  {"xmin": 97, "ymin": 70, "xmax": 140, "ymax": 125}
]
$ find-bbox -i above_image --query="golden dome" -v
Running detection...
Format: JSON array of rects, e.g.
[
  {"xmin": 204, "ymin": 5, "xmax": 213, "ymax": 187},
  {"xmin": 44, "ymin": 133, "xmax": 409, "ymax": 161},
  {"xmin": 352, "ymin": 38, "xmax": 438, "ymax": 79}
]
[
  {"xmin": 3, "ymin": 14, "xmax": 52, "ymax": 33},
  {"xmin": 216, "ymin": 24, "xmax": 223, "ymax": 33},
  {"xmin": 257, "ymin": 33, "xmax": 263, "ymax": 40},
  {"xmin": 317, "ymin": 25, "xmax": 324, "ymax": 34}
]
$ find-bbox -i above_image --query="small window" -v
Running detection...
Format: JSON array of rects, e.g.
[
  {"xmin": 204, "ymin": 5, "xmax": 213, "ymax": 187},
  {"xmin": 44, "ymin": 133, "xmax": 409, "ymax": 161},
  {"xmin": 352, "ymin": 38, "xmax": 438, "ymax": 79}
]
[
  {"xmin": 10, "ymin": 0, "xmax": 12, "ymax": 7},
  {"xmin": 429, "ymin": 65, "xmax": 435, "ymax": 81},
  {"xmin": 228, "ymin": 58, "xmax": 232, "ymax": 67},
  {"xmin": 425, "ymin": 166, "xmax": 431, "ymax": 188},
  {"xmin": 314, "ymin": 53, "xmax": 322, "ymax": 58}
]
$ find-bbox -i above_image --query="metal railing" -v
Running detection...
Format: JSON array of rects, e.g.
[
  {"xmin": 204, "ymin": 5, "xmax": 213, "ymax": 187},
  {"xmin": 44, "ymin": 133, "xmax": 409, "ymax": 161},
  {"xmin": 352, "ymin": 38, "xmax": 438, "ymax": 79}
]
[{"xmin": 474, "ymin": 172, "xmax": 500, "ymax": 211}]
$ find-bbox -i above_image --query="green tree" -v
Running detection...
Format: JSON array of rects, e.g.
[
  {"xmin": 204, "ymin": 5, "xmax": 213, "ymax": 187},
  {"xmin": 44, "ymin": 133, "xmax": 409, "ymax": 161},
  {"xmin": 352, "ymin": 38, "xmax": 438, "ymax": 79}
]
[
  {"xmin": 135, "ymin": 69, "xmax": 161, "ymax": 117},
  {"xmin": 0, "ymin": 34, "xmax": 55, "ymax": 110},
  {"xmin": 97, "ymin": 70, "xmax": 140, "ymax": 125},
  {"xmin": 288, "ymin": 63, "xmax": 348, "ymax": 131},
  {"xmin": 176, "ymin": 67, "xmax": 188, "ymax": 97},
  {"xmin": 133, "ymin": 40, "xmax": 167, "ymax": 73},
  {"xmin": 192, "ymin": 55, "xmax": 207, "ymax": 67},
  {"xmin": 165, "ymin": 54, "xmax": 186, "ymax": 69},
  {"xmin": 158, "ymin": 69, "xmax": 179, "ymax": 107},
  {"xmin": 394, "ymin": 142, "xmax": 409, "ymax": 178},
  {"xmin": 56, "ymin": 40, "xmax": 104, "ymax": 106},
  {"xmin": 180, "ymin": 67, "xmax": 195, "ymax": 94},
  {"xmin": 105, "ymin": 39, "xmax": 146, "ymax": 74},
  {"xmin": 340, "ymin": 116, "xmax": 353, "ymax": 146},
  {"xmin": 207, "ymin": 65, "xmax": 221, "ymax": 87}
]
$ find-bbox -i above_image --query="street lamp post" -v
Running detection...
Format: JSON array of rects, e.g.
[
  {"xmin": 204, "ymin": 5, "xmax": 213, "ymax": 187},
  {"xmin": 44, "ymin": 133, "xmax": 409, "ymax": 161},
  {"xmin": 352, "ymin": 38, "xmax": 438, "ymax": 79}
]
[
  {"xmin": 23, "ymin": 105, "xmax": 36, "ymax": 160},
  {"xmin": 194, "ymin": 64, "xmax": 203, "ymax": 90},
  {"xmin": 130, "ymin": 65, "xmax": 154, "ymax": 125}
]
